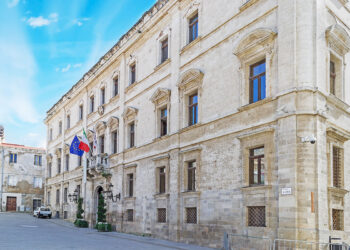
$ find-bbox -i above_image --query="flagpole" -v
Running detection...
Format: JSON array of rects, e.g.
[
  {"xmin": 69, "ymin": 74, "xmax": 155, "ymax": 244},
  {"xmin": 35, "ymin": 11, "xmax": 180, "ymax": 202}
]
[{"xmin": 83, "ymin": 152, "xmax": 87, "ymax": 220}]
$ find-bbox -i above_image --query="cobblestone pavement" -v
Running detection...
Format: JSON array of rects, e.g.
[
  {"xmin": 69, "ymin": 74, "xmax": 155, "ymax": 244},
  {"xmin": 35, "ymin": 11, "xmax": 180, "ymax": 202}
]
[{"xmin": 0, "ymin": 213, "xmax": 214, "ymax": 250}]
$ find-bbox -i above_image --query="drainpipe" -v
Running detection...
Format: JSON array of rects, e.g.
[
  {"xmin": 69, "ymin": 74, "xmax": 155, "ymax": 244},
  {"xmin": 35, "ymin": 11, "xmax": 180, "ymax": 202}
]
[{"xmin": 0, "ymin": 145, "xmax": 4, "ymax": 212}]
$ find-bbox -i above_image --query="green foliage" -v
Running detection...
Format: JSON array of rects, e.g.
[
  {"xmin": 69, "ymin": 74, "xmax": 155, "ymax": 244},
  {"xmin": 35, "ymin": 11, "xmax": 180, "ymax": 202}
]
[
  {"xmin": 76, "ymin": 197, "xmax": 84, "ymax": 219},
  {"xmin": 97, "ymin": 193, "xmax": 106, "ymax": 223},
  {"xmin": 101, "ymin": 172, "xmax": 112, "ymax": 179},
  {"xmin": 96, "ymin": 222, "xmax": 112, "ymax": 232},
  {"xmin": 74, "ymin": 219, "xmax": 89, "ymax": 228}
]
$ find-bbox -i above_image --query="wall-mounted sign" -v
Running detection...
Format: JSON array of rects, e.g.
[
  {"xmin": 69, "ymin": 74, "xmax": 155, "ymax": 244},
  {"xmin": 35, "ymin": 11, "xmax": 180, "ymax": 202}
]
[{"xmin": 281, "ymin": 187, "xmax": 292, "ymax": 195}]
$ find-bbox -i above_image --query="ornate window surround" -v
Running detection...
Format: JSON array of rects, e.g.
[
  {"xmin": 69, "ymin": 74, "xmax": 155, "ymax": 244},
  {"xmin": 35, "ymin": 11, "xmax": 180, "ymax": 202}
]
[
  {"xmin": 107, "ymin": 116, "xmax": 119, "ymax": 154},
  {"xmin": 177, "ymin": 69, "xmax": 204, "ymax": 129},
  {"xmin": 182, "ymin": 0, "xmax": 202, "ymax": 48},
  {"xmin": 155, "ymin": 28, "xmax": 171, "ymax": 67},
  {"xmin": 233, "ymin": 28, "xmax": 277, "ymax": 107},
  {"xmin": 122, "ymin": 107, "xmax": 138, "ymax": 149},
  {"xmin": 150, "ymin": 88, "xmax": 171, "ymax": 138}
]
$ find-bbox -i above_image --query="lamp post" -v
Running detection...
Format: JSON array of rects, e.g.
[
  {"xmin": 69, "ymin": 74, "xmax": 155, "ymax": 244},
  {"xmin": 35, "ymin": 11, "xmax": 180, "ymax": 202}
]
[
  {"xmin": 0, "ymin": 125, "xmax": 5, "ymax": 212},
  {"xmin": 103, "ymin": 183, "xmax": 120, "ymax": 203},
  {"xmin": 68, "ymin": 189, "xmax": 79, "ymax": 203}
]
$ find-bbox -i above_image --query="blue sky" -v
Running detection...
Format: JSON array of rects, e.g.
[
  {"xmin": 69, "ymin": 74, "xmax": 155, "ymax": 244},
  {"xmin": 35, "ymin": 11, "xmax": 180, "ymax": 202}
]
[{"xmin": 0, "ymin": 0, "xmax": 156, "ymax": 147}]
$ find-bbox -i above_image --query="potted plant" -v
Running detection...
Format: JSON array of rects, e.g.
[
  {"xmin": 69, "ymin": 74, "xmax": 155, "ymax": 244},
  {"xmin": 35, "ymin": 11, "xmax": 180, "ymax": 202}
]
[
  {"xmin": 74, "ymin": 198, "xmax": 89, "ymax": 228},
  {"xmin": 95, "ymin": 193, "xmax": 112, "ymax": 232}
]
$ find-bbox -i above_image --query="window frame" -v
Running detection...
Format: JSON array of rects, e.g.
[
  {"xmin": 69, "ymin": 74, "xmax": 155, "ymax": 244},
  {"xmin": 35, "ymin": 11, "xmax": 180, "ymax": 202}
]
[
  {"xmin": 130, "ymin": 63, "xmax": 136, "ymax": 85},
  {"xmin": 100, "ymin": 87, "xmax": 106, "ymax": 105},
  {"xmin": 248, "ymin": 146, "xmax": 265, "ymax": 186},
  {"xmin": 249, "ymin": 59, "xmax": 266, "ymax": 104},
  {"xmin": 160, "ymin": 37, "xmax": 169, "ymax": 64},
  {"xmin": 159, "ymin": 167, "xmax": 166, "ymax": 194},
  {"xmin": 65, "ymin": 154, "xmax": 69, "ymax": 172},
  {"xmin": 187, "ymin": 161, "xmax": 196, "ymax": 191},
  {"xmin": 188, "ymin": 93, "xmax": 198, "ymax": 126},
  {"xmin": 112, "ymin": 131, "xmax": 118, "ymax": 154},
  {"xmin": 129, "ymin": 122, "xmax": 135, "ymax": 148},
  {"xmin": 113, "ymin": 76, "xmax": 119, "ymax": 97},
  {"xmin": 160, "ymin": 108, "xmax": 168, "ymax": 136},
  {"xmin": 188, "ymin": 13, "xmax": 199, "ymax": 44},
  {"xmin": 79, "ymin": 105, "xmax": 83, "ymax": 121},
  {"xmin": 127, "ymin": 173, "xmax": 134, "ymax": 197},
  {"xmin": 90, "ymin": 95, "xmax": 95, "ymax": 113}
]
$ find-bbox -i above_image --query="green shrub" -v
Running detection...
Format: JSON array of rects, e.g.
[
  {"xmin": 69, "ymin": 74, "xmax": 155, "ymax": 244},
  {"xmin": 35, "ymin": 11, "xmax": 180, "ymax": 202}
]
[
  {"xmin": 74, "ymin": 219, "xmax": 89, "ymax": 228},
  {"xmin": 96, "ymin": 222, "xmax": 112, "ymax": 232}
]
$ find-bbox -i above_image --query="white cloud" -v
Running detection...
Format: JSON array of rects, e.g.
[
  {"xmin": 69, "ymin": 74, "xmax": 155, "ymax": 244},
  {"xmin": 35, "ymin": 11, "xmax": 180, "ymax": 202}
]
[
  {"xmin": 27, "ymin": 13, "xmax": 58, "ymax": 28},
  {"xmin": 61, "ymin": 64, "xmax": 71, "ymax": 72},
  {"xmin": 73, "ymin": 63, "xmax": 82, "ymax": 68},
  {"xmin": 7, "ymin": 0, "xmax": 19, "ymax": 8},
  {"xmin": 73, "ymin": 18, "xmax": 90, "ymax": 27}
]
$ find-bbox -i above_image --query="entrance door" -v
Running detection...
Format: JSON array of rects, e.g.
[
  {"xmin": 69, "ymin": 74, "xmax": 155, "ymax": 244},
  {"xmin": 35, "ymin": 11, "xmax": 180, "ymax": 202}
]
[
  {"xmin": 33, "ymin": 199, "xmax": 41, "ymax": 211},
  {"xmin": 6, "ymin": 197, "xmax": 16, "ymax": 211}
]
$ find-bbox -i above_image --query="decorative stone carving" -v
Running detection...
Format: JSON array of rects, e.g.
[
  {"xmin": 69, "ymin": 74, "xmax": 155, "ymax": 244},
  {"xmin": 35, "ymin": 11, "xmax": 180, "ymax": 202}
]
[
  {"xmin": 107, "ymin": 116, "xmax": 119, "ymax": 131},
  {"xmin": 63, "ymin": 143, "xmax": 70, "ymax": 154},
  {"xmin": 122, "ymin": 107, "xmax": 138, "ymax": 121},
  {"xmin": 55, "ymin": 148, "xmax": 62, "ymax": 157},
  {"xmin": 95, "ymin": 121, "xmax": 107, "ymax": 135},
  {"xmin": 46, "ymin": 153, "xmax": 53, "ymax": 161},
  {"xmin": 326, "ymin": 24, "xmax": 350, "ymax": 55},
  {"xmin": 150, "ymin": 88, "xmax": 171, "ymax": 106},
  {"xmin": 98, "ymin": 105, "xmax": 104, "ymax": 116},
  {"xmin": 177, "ymin": 69, "xmax": 204, "ymax": 92}
]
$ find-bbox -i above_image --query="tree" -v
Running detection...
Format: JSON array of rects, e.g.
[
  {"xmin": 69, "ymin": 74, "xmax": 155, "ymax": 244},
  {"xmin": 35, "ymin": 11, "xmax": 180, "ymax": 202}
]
[
  {"xmin": 76, "ymin": 197, "xmax": 84, "ymax": 219},
  {"xmin": 97, "ymin": 193, "xmax": 106, "ymax": 223}
]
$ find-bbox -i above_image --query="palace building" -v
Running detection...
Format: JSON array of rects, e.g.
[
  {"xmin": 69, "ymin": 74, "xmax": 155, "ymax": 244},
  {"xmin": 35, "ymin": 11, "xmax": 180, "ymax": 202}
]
[{"xmin": 44, "ymin": 0, "xmax": 350, "ymax": 248}]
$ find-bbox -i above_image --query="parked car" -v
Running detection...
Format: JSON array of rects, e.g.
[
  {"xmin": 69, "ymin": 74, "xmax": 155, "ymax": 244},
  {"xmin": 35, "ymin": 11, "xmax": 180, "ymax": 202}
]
[{"xmin": 33, "ymin": 207, "xmax": 52, "ymax": 218}]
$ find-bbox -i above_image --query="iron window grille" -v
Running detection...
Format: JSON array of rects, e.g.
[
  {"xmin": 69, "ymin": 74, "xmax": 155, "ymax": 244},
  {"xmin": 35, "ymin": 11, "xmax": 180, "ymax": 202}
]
[
  {"xmin": 332, "ymin": 209, "xmax": 343, "ymax": 231},
  {"xmin": 248, "ymin": 206, "xmax": 266, "ymax": 227},
  {"xmin": 186, "ymin": 207, "xmax": 197, "ymax": 224},
  {"xmin": 333, "ymin": 146, "xmax": 342, "ymax": 188},
  {"xmin": 127, "ymin": 209, "xmax": 134, "ymax": 222},
  {"xmin": 157, "ymin": 208, "xmax": 166, "ymax": 223}
]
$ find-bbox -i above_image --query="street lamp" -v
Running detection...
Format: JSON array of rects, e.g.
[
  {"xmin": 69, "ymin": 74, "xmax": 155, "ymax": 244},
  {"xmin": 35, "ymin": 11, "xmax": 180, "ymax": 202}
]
[
  {"xmin": 103, "ymin": 183, "xmax": 120, "ymax": 202},
  {"xmin": 68, "ymin": 189, "xmax": 79, "ymax": 203}
]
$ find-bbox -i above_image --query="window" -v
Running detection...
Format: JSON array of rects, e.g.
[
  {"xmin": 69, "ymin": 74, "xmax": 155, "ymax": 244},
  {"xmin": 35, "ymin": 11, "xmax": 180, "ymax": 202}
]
[
  {"xmin": 77, "ymin": 185, "xmax": 81, "ymax": 198},
  {"xmin": 161, "ymin": 38, "xmax": 168, "ymax": 63},
  {"xmin": 128, "ymin": 174, "xmax": 133, "ymax": 197},
  {"xmin": 157, "ymin": 208, "xmax": 166, "ymax": 223},
  {"xmin": 188, "ymin": 93, "xmax": 198, "ymax": 126},
  {"xmin": 64, "ymin": 211, "xmax": 68, "ymax": 219},
  {"xmin": 249, "ymin": 147, "xmax": 265, "ymax": 185},
  {"xmin": 249, "ymin": 60, "xmax": 266, "ymax": 104},
  {"xmin": 90, "ymin": 96, "xmax": 95, "ymax": 113},
  {"xmin": 113, "ymin": 77, "xmax": 119, "ymax": 96},
  {"xmin": 78, "ymin": 155, "xmax": 82, "ymax": 167},
  {"xmin": 129, "ymin": 123, "xmax": 135, "ymax": 148},
  {"xmin": 33, "ymin": 177, "xmax": 42, "ymax": 188},
  {"xmin": 65, "ymin": 154, "xmax": 69, "ymax": 172},
  {"xmin": 127, "ymin": 209, "xmax": 134, "ymax": 222},
  {"xmin": 112, "ymin": 131, "xmax": 118, "ymax": 154},
  {"xmin": 100, "ymin": 88, "xmax": 105, "ymax": 105},
  {"xmin": 49, "ymin": 129, "xmax": 53, "ymax": 141},
  {"xmin": 160, "ymin": 108, "xmax": 168, "ymax": 136},
  {"xmin": 9, "ymin": 153, "xmax": 17, "ymax": 163},
  {"xmin": 66, "ymin": 115, "xmax": 70, "ymax": 129},
  {"xmin": 189, "ymin": 13, "xmax": 198, "ymax": 43},
  {"xmin": 48, "ymin": 162, "xmax": 52, "ymax": 178},
  {"xmin": 248, "ymin": 206, "xmax": 266, "ymax": 227},
  {"xmin": 64, "ymin": 188, "xmax": 68, "ymax": 203},
  {"xmin": 34, "ymin": 155, "xmax": 42, "ymax": 166},
  {"xmin": 8, "ymin": 176, "xmax": 16, "ymax": 186},
  {"xmin": 333, "ymin": 146, "xmax": 342, "ymax": 188},
  {"xmin": 99, "ymin": 135, "xmax": 104, "ymax": 154},
  {"xmin": 130, "ymin": 64, "xmax": 136, "ymax": 84},
  {"xmin": 186, "ymin": 207, "xmax": 197, "ymax": 224},
  {"xmin": 187, "ymin": 161, "xmax": 196, "ymax": 191},
  {"xmin": 59, "ymin": 121, "xmax": 62, "ymax": 135},
  {"xmin": 332, "ymin": 209, "xmax": 343, "ymax": 231},
  {"xmin": 56, "ymin": 189, "xmax": 60, "ymax": 204},
  {"xmin": 79, "ymin": 105, "xmax": 83, "ymax": 121},
  {"xmin": 57, "ymin": 158, "xmax": 61, "ymax": 174},
  {"xmin": 47, "ymin": 191, "xmax": 51, "ymax": 205},
  {"xmin": 159, "ymin": 167, "xmax": 166, "ymax": 194},
  {"xmin": 330, "ymin": 61, "xmax": 336, "ymax": 95}
]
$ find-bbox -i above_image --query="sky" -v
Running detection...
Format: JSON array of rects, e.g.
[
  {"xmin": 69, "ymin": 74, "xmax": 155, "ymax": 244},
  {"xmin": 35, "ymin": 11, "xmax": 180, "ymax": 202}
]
[{"xmin": 0, "ymin": 0, "xmax": 156, "ymax": 148}]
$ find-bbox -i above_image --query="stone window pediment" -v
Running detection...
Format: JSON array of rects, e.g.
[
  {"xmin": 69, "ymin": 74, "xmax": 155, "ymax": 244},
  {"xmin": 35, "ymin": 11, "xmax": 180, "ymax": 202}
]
[
  {"xmin": 46, "ymin": 153, "xmax": 53, "ymax": 162},
  {"xmin": 150, "ymin": 88, "xmax": 171, "ymax": 106},
  {"xmin": 63, "ymin": 143, "xmax": 70, "ymax": 154},
  {"xmin": 87, "ymin": 129, "xmax": 95, "ymax": 141},
  {"xmin": 234, "ymin": 28, "xmax": 277, "ymax": 60},
  {"xmin": 107, "ymin": 116, "xmax": 119, "ymax": 131},
  {"xmin": 177, "ymin": 69, "xmax": 204, "ymax": 92},
  {"xmin": 122, "ymin": 107, "xmax": 138, "ymax": 122},
  {"xmin": 326, "ymin": 24, "xmax": 350, "ymax": 55},
  {"xmin": 327, "ymin": 127, "xmax": 350, "ymax": 142},
  {"xmin": 55, "ymin": 148, "xmax": 62, "ymax": 157},
  {"xmin": 95, "ymin": 121, "xmax": 107, "ymax": 135}
]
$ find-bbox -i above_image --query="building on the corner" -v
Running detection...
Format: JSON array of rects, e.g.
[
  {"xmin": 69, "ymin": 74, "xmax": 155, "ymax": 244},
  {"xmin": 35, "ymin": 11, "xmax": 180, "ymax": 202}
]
[
  {"xmin": 44, "ymin": 0, "xmax": 350, "ymax": 248},
  {"xmin": 0, "ymin": 142, "xmax": 46, "ymax": 212}
]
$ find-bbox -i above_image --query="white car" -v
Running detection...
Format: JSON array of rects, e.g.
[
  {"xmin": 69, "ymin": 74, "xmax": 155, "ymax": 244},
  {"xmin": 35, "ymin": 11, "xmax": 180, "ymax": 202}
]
[{"xmin": 33, "ymin": 207, "xmax": 52, "ymax": 218}]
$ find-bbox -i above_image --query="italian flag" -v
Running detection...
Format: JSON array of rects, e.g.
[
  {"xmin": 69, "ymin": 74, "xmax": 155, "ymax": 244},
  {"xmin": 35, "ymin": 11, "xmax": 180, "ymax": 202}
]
[{"xmin": 79, "ymin": 129, "xmax": 90, "ymax": 153}]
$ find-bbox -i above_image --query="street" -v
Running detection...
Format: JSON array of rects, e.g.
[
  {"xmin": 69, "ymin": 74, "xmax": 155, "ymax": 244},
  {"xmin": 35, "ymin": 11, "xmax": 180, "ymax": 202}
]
[{"xmin": 0, "ymin": 213, "xmax": 214, "ymax": 250}]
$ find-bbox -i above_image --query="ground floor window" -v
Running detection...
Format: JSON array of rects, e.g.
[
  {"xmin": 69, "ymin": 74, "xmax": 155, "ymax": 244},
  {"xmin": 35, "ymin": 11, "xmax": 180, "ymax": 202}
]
[
  {"xmin": 127, "ymin": 209, "xmax": 134, "ymax": 222},
  {"xmin": 157, "ymin": 208, "xmax": 166, "ymax": 223},
  {"xmin": 248, "ymin": 206, "xmax": 266, "ymax": 227},
  {"xmin": 186, "ymin": 207, "xmax": 197, "ymax": 224},
  {"xmin": 332, "ymin": 209, "xmax": 344, "ymax": 231}
]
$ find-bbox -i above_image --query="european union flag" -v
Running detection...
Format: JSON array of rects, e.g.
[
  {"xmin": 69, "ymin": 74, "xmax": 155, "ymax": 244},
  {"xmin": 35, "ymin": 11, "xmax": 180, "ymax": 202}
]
[{"xmin": 70, "ymin": 135, "xmax": 84, "ymax": 156}]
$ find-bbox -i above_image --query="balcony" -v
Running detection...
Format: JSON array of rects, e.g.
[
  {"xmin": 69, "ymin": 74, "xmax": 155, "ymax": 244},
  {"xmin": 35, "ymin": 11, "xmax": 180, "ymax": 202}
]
[{"xmin": 87, "ymin": 153, "xmax": 111, "ymax": 178}]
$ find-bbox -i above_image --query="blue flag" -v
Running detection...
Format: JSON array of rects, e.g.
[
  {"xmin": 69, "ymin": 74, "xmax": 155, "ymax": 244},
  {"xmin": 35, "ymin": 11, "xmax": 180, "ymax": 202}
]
[{"xmin": 70, "ymin": 136, "xmax": 84, "ymax": 156}]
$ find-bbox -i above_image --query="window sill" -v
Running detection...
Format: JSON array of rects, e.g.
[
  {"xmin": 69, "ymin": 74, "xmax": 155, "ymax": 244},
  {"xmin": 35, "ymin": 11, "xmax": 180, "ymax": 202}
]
[
  {"xmin": 326, "ymin": 94, "xmax": 350, "ymax": 112},
  {"xmin": 180, "ymin": 123, "xmax": 202, "ymax": 133},
  {"xmin": 181, "ymin": 190, "xmax": 201, "ymax": 196},
  {"xmin": 241, "ymin": 185, "xmax": 272, "ymax": 192},
  {"xmin": 125, "ymin": 81, "xmax": 139, "ymax": 94},
  {"xmin": 238, "ymin": 98, "xmax": 272, "ymax": 112},
  {"xmin": 154, "ymin": 58, "xmax": 171, "ymax": 72},
  {"xmin": 124, "ymin": 196, "xmax": 136, "ymax": 201},
  {"xmin": 180, "ymin": 36, "xmax": 202, "ymax": 55},
  {"xmin": 154, "ymin": 193, "xmax": 169, "ymax": 199},
  {"xmin": 124, "ymin": 146, "xmax": 136, "ymax": 153},
  {"xmin": 87, "ymin": 111, "xmax": 97, "ymax": 119},
  {"xmin": 153, "ymin": 134, "xmax": 171, "ymax": 142},
  {"xmin": 239, "ymin": 0, "xmax": 261, "ymax": 12},
  {"xmin": 328, "ymin": 187, "xmax": 349, "ymax": 197},
  {"xmin": 110, "ymin": 94, "xmax": 120, "ymax": 103}
]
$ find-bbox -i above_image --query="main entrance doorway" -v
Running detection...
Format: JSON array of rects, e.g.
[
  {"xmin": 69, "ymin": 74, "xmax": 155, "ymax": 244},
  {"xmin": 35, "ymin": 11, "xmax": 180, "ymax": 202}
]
[
  {"xmin": 6, "ymin": 197, "xmax": 17, "ymax": 211},
  {"xmin": 92, "ymin": 186, "xmax": 103, "ymax": 226}
]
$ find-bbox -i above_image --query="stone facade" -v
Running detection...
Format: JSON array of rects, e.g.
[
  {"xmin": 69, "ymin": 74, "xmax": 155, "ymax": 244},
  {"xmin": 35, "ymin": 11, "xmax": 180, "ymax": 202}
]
[
  {"xmin": 44, "ymin": 0, "xmax": 350, "ymax": 248},
  {"xmin": 0, "ymin": 143, "xmax": 45, "ymax": 212}
]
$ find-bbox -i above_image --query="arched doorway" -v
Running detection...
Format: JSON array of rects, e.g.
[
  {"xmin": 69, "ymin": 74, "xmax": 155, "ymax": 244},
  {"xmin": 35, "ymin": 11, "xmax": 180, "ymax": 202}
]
[{"xmin": 92, "ymin": 186, "xmax": 103, "ymax": 226}]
